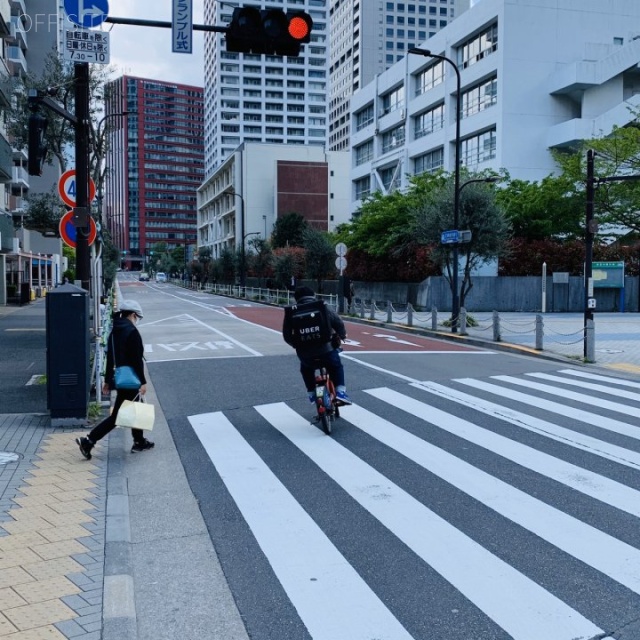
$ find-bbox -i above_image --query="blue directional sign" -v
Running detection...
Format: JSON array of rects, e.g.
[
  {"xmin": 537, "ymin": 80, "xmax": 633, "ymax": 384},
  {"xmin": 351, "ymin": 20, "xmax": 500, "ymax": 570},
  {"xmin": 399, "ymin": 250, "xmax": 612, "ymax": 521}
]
[
  {"xmin": 441, "ymin": 230, "xmax": 460, "ymax": 244},
  {"xmin": 64, "ymin": 0, "xmax": 109, "ymax": 29}
]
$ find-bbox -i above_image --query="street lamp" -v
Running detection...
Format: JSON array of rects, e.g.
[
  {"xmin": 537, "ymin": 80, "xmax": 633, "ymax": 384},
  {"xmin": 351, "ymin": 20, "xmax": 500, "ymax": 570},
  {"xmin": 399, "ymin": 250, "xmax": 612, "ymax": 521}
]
[
  {"xmin": 409, "ymin": 47, "xmax": 462, "ymax": 332},
  {"xmin": 225, "ymin": 189, "xmax": 246, "ymax": 286}
]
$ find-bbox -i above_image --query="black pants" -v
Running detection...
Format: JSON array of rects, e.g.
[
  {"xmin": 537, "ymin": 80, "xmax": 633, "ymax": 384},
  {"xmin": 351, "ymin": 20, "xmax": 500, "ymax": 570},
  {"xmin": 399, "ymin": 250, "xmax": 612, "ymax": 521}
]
[
  {"xmin": 88, "ymin": 388, "xmax": 145, "ymax": 444},
  {"xmin": 299, "ymin": 349, "xmax": 345, "ymax": 392}
]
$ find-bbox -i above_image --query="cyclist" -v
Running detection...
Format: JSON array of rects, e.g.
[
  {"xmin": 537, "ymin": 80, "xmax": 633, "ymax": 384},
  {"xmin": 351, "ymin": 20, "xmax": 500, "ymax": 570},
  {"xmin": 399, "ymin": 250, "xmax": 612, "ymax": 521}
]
[{"xmin": 283, "ymin": 286, "xmax": 352, "ymax": 405}]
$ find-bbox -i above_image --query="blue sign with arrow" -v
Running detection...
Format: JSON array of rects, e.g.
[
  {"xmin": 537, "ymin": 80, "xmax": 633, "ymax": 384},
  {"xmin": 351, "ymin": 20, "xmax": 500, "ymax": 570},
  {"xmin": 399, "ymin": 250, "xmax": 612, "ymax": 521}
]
[
  {"xmin": 441, "ymin": 230, "xmax": 460, "ymax": 244},
  {"xmin": 64, "ymin": 0, "xmax": 109, "ymax": 29}
]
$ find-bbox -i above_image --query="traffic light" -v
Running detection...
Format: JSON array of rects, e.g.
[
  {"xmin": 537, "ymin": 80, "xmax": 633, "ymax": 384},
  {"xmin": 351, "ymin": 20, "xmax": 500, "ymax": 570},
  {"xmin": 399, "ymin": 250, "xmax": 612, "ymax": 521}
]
[
  {"xmin": 226, "ymin": 7, "xmax": 313, "ymax": 56},
  {"xmin": 28, "ymin": 113, "xmax": 48, "ymax": 176}
]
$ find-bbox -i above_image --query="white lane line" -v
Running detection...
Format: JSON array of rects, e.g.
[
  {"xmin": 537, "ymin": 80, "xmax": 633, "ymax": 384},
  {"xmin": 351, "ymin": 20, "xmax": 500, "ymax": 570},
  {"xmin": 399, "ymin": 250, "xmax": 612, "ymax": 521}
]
[
  {"xmin": 401, "ymin": 383, "xmax": 640, "ymax": 516},
  {"xmin": 183, "ymin": 314, "xmax": 262, "ymax": 356},
  {"xmin": 457, "ymin": 379, "xmax": 640, "ymax": 442},
  {"xmin": 526, "ymin": 372, "xmax": 640, "ymax": 402},
  {"xmin": 189, "ymin": 411, "xmax": 413, "ymax": 640},
  {"xmin": 492, "ymin": 375, "xmax": 640, "ymax": 419},
  {"xmin": 257, "ymin": 403, "xmax": 602, "ymax": 640},
  {"xmin": 415, "ymin": 381, "xmax": 640, "ymax": 471},
  {"xmin": 348, "ymin": 394, "xmax": 640, "ymax": 597}
]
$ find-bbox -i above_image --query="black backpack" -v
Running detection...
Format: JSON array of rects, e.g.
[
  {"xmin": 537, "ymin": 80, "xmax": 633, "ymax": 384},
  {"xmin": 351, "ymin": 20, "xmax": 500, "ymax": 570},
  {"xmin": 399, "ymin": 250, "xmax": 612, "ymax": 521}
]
[{"xmin": 285, "ymin": 299, "xmax": 332, "ymax": 348}]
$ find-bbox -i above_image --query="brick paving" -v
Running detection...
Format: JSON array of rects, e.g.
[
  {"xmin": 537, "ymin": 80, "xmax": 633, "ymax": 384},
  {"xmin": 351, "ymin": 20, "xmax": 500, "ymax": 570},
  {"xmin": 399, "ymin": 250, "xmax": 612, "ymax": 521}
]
[{"xmin": 0, "ymin": 417, "xmax": 105, "ymax": 640}]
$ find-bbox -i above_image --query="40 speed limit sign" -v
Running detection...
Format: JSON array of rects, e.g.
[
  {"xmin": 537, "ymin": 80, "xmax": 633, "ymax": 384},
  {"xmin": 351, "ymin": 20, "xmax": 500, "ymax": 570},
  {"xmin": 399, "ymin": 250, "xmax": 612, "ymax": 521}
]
[{"xmin": 58, "ymin": 169, "xmax": 96, "ymax": 209}]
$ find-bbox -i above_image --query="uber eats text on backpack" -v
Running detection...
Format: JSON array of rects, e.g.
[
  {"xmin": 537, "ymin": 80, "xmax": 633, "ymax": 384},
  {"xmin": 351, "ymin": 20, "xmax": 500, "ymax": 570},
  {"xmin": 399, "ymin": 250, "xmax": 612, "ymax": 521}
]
[{"xmin": 286, "ymin": 299, "xmax": 332, "ymax": 348}]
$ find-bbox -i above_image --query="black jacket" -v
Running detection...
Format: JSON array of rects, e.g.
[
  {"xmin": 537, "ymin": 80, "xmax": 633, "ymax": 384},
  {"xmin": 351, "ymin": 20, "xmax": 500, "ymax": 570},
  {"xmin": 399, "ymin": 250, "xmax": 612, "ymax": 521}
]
[
  {"xmin": 282, "ymin": 295, "xmax": 346, "ymax": 357},
  {"xmin": 105, "ymin": 316, "xmax": 146, "ymax": 388}
]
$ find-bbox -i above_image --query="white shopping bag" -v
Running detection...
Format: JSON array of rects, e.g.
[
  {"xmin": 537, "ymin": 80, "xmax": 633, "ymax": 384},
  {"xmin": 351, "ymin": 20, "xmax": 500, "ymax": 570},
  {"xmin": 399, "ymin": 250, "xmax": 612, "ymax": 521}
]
[{"xmin": 115, "ymin": 396, "xmax": 155, "ymax": 431}]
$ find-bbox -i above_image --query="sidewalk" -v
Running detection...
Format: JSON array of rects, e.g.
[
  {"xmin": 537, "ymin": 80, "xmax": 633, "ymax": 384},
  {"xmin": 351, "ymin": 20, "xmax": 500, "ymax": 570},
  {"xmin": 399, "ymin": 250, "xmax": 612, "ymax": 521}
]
[
  {"xmin": 0, "ymin": 300, "xmax": 248, "ymax": 640},
  {"xmin": 0, "ymin": 299, "xmax": 638, "ymax": 639}
]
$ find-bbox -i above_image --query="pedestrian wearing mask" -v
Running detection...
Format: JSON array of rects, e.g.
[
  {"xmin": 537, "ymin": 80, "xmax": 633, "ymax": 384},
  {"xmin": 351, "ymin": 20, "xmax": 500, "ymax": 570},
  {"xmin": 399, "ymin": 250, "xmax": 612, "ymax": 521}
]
[{"xmin": 76, "ymin": 299, "xmax": 155, "ymax": 459}]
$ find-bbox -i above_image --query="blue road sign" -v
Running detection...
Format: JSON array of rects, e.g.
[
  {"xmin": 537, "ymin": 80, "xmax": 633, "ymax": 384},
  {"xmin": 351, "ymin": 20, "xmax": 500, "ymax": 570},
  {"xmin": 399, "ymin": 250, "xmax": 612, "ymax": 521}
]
[
  {"xmin": 64, "ymin": 0, "xmax": 109, "ymax": 29},
  {"xmin": 441, "ymin": 230, "xmax": 459, "ymax": 244}
]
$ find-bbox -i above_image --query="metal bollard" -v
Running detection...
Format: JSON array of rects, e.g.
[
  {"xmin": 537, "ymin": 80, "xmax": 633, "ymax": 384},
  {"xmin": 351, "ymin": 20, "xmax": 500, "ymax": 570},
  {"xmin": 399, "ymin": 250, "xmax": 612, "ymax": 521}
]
[
  {"xmin": 535, "ymin": 314, "xmax": 544, "ymax": 350},
  {"xmin": 492, "ymin": 310, "xmax": 501, "ymax": 342},
  {"xmin": 460, "ymin": 307, "xmax": 468, "ymax": 335},
  {"xmin": 407, "ymin": 303, "xmax": 413, "ymax": 327},
  {"xmin": 369, "ymin": 301, "xmax": 375, "ymax": 320},
  {"xmin": 431, "ymin": 306, "xmax": 438, "ymax": 331},
  {"xmin": 585, "ymin": 318, "xmax": 595, "ymax": 362},
  {"xmin": 387, "ymin": 301, "xmax": 393, "ymax": 323},
  {"xmin": 360, "ymin": 300, "xmax": 365, "ymax": 319}
]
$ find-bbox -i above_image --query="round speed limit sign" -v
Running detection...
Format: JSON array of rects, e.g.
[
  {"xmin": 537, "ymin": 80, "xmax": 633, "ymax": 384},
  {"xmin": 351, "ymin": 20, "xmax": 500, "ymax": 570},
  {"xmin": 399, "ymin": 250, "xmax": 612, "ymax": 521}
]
[{"xmin": 58, "ymin": 169, "xmax": 96, "ymax": 209}]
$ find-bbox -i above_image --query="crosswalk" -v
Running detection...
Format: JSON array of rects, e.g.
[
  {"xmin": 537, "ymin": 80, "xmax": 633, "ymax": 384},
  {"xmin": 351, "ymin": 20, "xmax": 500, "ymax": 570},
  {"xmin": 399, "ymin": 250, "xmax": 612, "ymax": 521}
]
[{"xmin": 188, "ymin": 368, "xmax": 640, "ymax": 640}]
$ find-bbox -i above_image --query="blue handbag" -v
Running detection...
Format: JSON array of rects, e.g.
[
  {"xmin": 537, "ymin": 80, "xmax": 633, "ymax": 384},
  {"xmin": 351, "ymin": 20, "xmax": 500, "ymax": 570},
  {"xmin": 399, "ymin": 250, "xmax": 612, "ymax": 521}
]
[
  {"xmin": 114, "ymin": 366, "xmax": 141, "ymax": 390},
  {"xmin": 111, "ymin": 337, "xmax": 141, "ymax": 390}
]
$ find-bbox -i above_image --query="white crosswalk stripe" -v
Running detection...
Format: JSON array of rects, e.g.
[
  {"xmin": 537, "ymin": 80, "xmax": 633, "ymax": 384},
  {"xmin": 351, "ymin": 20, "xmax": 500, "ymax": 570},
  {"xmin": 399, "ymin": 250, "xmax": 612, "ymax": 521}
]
[{"xmin": 189, "ymin": 368, "xmax": 640, "ymax": 640}]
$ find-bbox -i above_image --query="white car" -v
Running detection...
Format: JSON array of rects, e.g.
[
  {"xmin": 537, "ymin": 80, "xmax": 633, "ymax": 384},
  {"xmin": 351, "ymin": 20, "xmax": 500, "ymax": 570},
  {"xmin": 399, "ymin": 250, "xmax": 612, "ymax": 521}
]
[{"xmin": 155, "ymin": 272, "xmax": 167, "ymax": 283}]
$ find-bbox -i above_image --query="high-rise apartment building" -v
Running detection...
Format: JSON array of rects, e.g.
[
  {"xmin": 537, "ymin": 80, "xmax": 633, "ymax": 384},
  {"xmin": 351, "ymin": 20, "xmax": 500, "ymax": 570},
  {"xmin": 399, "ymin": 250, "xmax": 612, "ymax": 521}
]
[
  {"xmin": 202, "ymin": 0, "xmax": 329, "ymax": 177},
  {"xmin": 328, "ymin": 0, "xmax": 470, "ymax": 151},
  {"xmin": 104, "ymin": 76, "xmax": 204, "ymax": 269}
]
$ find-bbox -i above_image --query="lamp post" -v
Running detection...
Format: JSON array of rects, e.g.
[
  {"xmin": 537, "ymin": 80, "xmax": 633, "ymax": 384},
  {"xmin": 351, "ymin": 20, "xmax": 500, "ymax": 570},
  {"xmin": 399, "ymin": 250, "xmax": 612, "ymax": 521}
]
[
  {"xmin": 409, "ymin": 47, "xmax": 461, "ymax": 332},
  {"xmin": 226, "ymin": 189, "xmax": 246, "ymax": 286}
]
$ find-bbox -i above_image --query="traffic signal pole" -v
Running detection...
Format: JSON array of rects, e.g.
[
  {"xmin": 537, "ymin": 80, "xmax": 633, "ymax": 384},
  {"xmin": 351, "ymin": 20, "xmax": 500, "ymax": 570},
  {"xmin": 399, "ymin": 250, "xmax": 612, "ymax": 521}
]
[{"xmin": 74, "ymin": 63, "xmax": 91, "ymax": 291}]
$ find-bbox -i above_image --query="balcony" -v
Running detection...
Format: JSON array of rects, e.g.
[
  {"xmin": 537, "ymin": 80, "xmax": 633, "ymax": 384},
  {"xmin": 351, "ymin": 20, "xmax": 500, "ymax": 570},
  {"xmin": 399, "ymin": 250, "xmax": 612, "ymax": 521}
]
[
  {"xmin": 0, "ymin": 62, "xmax": 11, "ymax": 108},
  {"xmin": 9, "ymin": 0, "xmax": 26, "ymax": 18},
  {"xmin": 7, "ymin": 45, "xmax": 26, "ymax": 77},
  {"xmin": 11, "ymin": 165, "xmax": 28, "ymax": 189},
  {"xmin": 0, "ymin": 134, "xmax": 12, "ymax": 183},
  {"xmin": 10, "ymin": 17, "xmax": 26, "ymax": 49}
]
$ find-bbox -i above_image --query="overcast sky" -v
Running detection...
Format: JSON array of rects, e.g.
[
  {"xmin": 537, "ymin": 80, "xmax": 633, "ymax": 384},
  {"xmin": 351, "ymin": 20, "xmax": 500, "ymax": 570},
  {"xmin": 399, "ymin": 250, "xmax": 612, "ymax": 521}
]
[{"xmin": 106, "ymin": 0, "xmax": 206, "ymax": 88}]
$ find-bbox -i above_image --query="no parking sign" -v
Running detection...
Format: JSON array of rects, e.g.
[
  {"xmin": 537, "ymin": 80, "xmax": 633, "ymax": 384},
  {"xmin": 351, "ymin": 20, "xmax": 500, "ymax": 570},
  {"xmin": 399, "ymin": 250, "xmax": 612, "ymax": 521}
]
[{"xmin": 59, "ymin": 210, "xmax": 97, "ymax": 248}]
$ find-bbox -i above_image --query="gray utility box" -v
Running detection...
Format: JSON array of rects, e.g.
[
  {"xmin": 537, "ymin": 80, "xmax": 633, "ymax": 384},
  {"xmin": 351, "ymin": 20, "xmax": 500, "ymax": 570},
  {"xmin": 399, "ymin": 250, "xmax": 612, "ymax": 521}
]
[{"xmin": 46, "ymin": 284, "xmax": 90, "ymax": 425}]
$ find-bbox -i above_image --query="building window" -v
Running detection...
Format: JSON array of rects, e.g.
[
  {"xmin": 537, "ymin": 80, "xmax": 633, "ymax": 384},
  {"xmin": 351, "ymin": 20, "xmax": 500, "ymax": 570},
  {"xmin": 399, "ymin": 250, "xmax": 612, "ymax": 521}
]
[
  {"xmin": 355, "ymin": 104, "xmax": 374, "ymax": 131},
  {"xmin": 461, "ymin": 76, "xmax": 497, "ymax": 118},
  {"xmin": 381, "ymin": 125, "xmax": 405, "ymax": 153},
  {"xmin": 458, "ymin": 22, "xmax": 498, "ymax": 69},
  {"xmin": 354, "ymin": 176, "xmax": 371, "ymax": 200},
  {"xmin": 380, "ymin": 85, "xmax": 405, "ymax": 116},
  {"xmin": 414, "ymin": 103, "xmax": 444, "ymax": 138},
  {"xmin": 414, "ymin": 147, "xmax": 444, "ymax": 174},
  {"xmin": 415, "ymin": 60, "xmax": 444, "ymax": 95},
  {"xmin": 379, "ymin": 164, "xmax": 400, "ymax": 191},
  {"xmin": 461, "ymin": 129, "xmax": 497, "ymax": 167},
  {"xmin": 355, "ymin": 140, "xmax": 374, "ymax": 166}
]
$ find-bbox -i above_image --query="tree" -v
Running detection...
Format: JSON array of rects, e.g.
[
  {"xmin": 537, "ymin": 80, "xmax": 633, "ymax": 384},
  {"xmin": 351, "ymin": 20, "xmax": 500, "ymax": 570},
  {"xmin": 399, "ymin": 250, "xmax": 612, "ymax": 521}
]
[
  {"xmin": 9, "ymin": 51, "xmax": 112, "ymax": 181},
  {"xmin": 554, "ymin": 121, "xmax": 640, "ymax": 234},
  {"xmin": 273, "ymin": 246, "xmax": 305, "ymax": 288},
  {"xmin": 23, "ymin": 191, "xmax": 66, "ymax": 235},
  {"xmin": 246, "ymin": 237, "xmax": 273, "ymax": 285},
  {"xmin": 271, "ymin": 213, "xmax": 308, "ymax": 248},
  {"xmin": 303, "ymin": 228, "xmax": 335, "ymax": 292},
  {"xmin": 495, "ymin": 173, "xmax": 584, "ymax": 241},
  {"xmin": 412, "ymin": 175, "xmax": 511, "ymax": 309}
]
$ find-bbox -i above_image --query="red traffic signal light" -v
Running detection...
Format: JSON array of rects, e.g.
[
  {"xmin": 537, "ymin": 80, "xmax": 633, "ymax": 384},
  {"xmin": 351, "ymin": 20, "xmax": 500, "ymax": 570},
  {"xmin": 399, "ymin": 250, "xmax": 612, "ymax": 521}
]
[{"xmin": 226, "ymin": 7, "xmax": 313, "ymax": 56}]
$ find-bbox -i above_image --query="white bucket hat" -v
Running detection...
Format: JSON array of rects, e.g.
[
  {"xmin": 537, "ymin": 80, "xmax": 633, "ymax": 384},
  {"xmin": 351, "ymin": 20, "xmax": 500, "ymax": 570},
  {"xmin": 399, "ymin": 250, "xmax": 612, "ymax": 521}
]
[{"xmin": 119, "ymin": 299, "xmax": 144, "ymax": 318}]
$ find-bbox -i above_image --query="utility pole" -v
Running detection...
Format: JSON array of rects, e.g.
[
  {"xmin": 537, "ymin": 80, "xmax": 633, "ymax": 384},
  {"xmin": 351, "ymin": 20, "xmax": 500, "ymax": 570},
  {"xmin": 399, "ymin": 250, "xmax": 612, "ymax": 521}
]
[{"xmin": 74, "ymin": 63, "xmax": 91, "ymax": 291}]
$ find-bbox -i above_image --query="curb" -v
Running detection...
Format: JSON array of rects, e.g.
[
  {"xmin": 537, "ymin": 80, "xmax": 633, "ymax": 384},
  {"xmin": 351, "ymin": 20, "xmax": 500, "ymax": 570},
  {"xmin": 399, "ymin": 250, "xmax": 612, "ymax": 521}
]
[{"xmin": 104, "ymin": 426, "xmax": 137, "ymax": 640}]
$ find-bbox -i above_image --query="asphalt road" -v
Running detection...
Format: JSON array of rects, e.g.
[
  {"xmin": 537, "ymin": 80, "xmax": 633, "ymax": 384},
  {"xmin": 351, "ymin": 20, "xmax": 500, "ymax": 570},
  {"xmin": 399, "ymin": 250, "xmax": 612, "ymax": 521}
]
[{"xmin": 124, "ymin": 277, "xmax": 640, "ymax": 640}]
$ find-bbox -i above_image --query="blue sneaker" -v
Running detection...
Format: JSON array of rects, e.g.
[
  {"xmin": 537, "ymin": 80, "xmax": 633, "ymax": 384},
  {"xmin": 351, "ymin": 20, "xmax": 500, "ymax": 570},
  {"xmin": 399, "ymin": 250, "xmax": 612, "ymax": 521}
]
[
  {"xmin": 308, "ymin": 391, "xmax": 316, "ymax": 403},
  {"xmin": 336, "ymin": 390, "xmax": 352, "ymax": 405}
]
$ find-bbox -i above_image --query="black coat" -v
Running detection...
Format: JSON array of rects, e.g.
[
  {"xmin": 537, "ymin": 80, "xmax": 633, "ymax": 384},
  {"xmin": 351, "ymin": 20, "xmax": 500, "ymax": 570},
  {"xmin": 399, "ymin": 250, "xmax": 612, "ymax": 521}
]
[{"xmin": 105, "ymin": 316, "xmax": 146, "ymax": 388}]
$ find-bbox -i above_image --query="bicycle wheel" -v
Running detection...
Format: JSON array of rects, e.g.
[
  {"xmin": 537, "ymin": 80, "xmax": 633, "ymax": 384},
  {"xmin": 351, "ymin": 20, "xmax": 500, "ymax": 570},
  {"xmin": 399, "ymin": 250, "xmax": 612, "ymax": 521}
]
[{"xmin": 320, "ymin": 412, "xmax": 331, "ymax": 435}]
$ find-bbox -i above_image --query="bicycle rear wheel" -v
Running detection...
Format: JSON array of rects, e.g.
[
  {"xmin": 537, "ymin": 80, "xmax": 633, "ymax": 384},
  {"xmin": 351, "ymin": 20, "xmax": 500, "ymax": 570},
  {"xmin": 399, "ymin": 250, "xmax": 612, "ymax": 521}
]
[{"xmin": 320, "ymin": 412, "xmax": 331, "ymax": 435}]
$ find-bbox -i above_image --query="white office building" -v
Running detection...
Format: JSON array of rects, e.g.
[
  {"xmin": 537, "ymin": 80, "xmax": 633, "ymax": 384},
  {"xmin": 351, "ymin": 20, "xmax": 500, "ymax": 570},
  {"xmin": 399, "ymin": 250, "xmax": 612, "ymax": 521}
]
[
  {"xmin": 202, "ymin": 0, "xmax": 330, "ymax": 178},
  {"xmin": 197, "ymin": 143, "xmax": 350, "ymax": 259},
  {"xmin": 329, "ymin": 0, "xmax": 470, "ymax": 151},
  {"xmin": 350, "ymin": 0, "xmax": 640, "ymax": 212}
]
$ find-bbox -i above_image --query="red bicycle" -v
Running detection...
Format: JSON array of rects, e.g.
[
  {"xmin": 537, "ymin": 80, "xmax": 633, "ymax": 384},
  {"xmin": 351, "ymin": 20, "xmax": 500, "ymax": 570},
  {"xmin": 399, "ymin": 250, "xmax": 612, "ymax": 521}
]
[{"xmin": 313, "ymin": 366, "xmax": 340, "ymax": 435}]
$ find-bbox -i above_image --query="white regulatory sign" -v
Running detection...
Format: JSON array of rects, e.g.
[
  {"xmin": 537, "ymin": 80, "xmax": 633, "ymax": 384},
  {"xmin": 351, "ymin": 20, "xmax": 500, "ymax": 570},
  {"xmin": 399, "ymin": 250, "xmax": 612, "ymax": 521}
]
[
  {"xmin": 63, "ymin": 28, "xmax": 110, "ymax": 64},
  {"xmin": 335, "ymin": 242, "xmax": 347, "ymax": 257},
  {"xmin": 335, "ymin": 256, "xmax": 347, "ymax": 271}
]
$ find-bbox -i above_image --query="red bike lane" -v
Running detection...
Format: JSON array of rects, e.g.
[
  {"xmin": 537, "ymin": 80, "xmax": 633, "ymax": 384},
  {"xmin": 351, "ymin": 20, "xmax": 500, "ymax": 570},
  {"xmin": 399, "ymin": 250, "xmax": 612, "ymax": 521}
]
[{"xmin": 227, "ymin": 305, "xmax": 480, "ymax": 353}]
